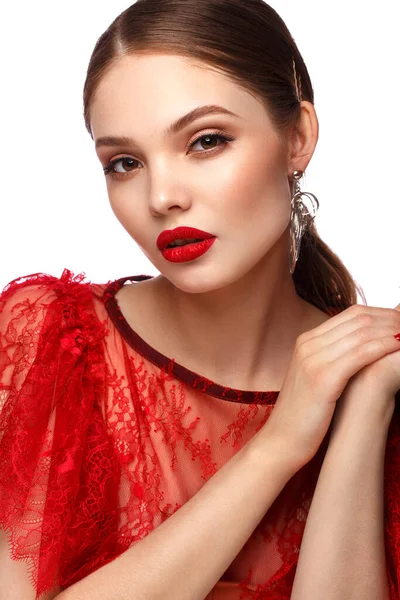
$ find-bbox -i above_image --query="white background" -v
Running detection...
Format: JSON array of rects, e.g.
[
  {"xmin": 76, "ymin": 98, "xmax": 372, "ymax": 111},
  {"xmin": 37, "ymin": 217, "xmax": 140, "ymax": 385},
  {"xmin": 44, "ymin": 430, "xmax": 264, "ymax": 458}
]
[{"xmin": 0, "ymin": 1, "xmax": 399, "ymax": 308}]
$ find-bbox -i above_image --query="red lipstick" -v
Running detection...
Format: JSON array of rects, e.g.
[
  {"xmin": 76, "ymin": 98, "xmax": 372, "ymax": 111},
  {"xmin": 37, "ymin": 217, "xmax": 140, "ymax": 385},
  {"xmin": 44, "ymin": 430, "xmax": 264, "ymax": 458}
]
[{"xmin": 157, "ymin": 226, "xmax": 216, "ymax": 263}]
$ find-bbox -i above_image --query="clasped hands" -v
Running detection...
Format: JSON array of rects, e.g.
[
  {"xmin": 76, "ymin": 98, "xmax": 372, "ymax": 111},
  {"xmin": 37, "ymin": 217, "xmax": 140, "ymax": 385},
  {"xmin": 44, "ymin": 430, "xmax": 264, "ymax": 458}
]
[{"xmin": 331, "ymin": 302, "xmax": 400, "ymax": 436}]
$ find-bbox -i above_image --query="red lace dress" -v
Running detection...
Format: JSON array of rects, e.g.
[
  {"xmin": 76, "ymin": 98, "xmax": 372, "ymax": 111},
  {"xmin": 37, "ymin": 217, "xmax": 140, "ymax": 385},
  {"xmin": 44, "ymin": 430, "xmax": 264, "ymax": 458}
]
[{"xmin": 0, "ymin": 269, "xmax": 399, "ymax": 600}]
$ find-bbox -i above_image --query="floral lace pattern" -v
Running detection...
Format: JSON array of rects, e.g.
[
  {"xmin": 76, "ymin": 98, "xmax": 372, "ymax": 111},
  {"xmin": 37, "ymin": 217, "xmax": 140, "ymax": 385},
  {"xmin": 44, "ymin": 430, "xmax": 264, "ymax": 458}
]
[{"xmin": 0, "ymin": 268, "xmax": 399, "ymax": 599}]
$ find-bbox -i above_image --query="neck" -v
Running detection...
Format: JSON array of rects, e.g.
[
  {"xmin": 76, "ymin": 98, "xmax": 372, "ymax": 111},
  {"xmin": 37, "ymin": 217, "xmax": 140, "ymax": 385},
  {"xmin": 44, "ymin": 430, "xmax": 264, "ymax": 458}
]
[{"xmin": 157, "ymin": 242, "xmax": 319, "ymax": 391}]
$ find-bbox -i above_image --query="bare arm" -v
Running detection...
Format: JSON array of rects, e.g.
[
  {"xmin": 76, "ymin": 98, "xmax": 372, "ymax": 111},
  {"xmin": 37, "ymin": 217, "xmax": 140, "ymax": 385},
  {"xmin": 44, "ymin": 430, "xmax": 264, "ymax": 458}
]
[
  {"xmin": 290, "ymin": 402, "xmax": 391, "ymax": 599},
  {"xmin": 57, "ymin": 430, "xmax": 298, "ymax": 600}
]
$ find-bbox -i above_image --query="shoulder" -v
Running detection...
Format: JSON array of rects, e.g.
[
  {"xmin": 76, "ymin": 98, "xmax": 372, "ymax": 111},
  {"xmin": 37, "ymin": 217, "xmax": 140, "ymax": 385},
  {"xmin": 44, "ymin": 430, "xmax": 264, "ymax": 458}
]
[
  {"xmin": 0, "ymin": 269, "xmax": 109, "ymax": 396},
  {"xmin": 0, "ymin": 268, "xmax": 107, "ymax": 331},
  {"xmin": 0, "ymin": 269, "xmax": 96, "ymax": 316}
]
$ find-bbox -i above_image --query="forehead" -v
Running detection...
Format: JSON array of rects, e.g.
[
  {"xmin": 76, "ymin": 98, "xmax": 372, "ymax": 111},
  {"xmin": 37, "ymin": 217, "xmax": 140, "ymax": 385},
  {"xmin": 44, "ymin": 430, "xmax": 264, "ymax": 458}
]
[{"xmin": 90, "ymin": 53, "xmax": 267, "ymax": 139}]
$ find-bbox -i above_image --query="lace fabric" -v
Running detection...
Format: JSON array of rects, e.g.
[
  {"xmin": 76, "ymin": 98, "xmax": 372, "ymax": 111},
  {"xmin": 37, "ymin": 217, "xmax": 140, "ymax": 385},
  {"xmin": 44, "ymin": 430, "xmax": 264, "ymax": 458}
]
[{"xmin": 0, "ymin": 268, "xmax": 399, "ymax": 599}]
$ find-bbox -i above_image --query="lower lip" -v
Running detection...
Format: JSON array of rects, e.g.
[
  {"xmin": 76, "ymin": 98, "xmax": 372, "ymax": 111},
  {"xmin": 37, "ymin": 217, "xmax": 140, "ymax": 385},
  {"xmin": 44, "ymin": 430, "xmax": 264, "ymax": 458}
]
[{"xmin": 161, "ymin": 238, "xmax": 216, "ymax": 263}]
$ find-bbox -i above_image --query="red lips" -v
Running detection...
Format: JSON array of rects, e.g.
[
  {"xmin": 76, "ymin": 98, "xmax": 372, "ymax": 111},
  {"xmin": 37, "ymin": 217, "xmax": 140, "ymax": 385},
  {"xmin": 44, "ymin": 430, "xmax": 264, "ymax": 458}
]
[{"xmin": 156, "ymin": 226, "xmax": 215, "ymax": 251}]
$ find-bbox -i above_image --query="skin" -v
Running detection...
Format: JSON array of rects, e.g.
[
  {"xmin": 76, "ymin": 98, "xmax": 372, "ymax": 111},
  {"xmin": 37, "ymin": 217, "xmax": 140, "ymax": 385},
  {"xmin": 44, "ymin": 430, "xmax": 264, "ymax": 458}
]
[{"xmin": 90, "ymin": 53, "xmax": 330, "ymax": 391}]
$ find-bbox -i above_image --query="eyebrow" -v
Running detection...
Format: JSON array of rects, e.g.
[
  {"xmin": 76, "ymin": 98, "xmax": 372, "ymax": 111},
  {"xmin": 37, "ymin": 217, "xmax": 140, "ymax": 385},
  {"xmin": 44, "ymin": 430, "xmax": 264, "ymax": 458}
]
[{"xmin": 95, "ymin": 104, "xmax": 241, "ymax": 149}]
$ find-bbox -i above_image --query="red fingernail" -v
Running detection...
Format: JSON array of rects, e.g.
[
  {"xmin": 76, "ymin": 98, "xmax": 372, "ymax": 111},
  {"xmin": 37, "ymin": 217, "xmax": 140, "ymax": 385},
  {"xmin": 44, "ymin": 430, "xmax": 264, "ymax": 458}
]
[{"xmin": 394, "ymin": 333, "xmax": 400, "ymax": 341}]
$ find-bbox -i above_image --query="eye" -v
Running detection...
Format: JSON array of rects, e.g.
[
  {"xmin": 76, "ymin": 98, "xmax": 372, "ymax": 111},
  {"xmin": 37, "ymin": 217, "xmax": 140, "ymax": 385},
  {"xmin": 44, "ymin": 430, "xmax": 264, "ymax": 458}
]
[
  {"xmin": 103, "ymin": 157, "xmax": 139, "ymax": 177},
  {"xmin": 102, "ymin": 130, "xmax": 235, "ymax": 180}
]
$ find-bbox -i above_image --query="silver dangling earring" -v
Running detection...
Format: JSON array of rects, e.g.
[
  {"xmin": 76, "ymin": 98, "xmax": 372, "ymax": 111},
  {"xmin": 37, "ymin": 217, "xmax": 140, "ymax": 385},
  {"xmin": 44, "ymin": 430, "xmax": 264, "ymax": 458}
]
[{"xmin": 289, "ymin": 170, "xmax": 319, "ymax": 274}]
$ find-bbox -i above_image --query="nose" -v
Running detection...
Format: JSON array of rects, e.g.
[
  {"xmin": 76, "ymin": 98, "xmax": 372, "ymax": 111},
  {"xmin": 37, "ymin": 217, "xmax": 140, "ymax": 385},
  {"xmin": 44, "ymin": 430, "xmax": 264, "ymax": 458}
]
[
  {"xmin": 148, "ymin": 175, "xmax": 192, "ymax": 216},
  {"xmin": 149, "ymin": 197, "xmax": 186, "ymax": 216}
]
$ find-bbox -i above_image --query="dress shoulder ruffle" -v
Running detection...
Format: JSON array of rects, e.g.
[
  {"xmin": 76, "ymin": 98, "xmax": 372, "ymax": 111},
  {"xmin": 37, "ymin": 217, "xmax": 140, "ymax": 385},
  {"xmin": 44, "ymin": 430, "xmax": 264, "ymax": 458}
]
[{"xmin": 0, "ymin": 269, "xmax": 121, "ymax": 599}]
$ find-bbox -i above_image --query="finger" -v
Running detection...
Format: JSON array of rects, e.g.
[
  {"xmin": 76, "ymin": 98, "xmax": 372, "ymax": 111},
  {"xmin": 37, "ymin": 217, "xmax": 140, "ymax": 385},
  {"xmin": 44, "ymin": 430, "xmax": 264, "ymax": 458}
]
[
  {"xmin": 300, "ymin": 304, "xmax": 400, "ymax": 342},
  {"xmin": 299, "ymin": 315, "xmax": 400, "ymax": 354},
  {"xmin": 306, "ymin": 324, "xmax": 400, "ymax": 360},
  {"xmin": 304, "ymin": 328, "xmax": 400, "ymax": 399}
]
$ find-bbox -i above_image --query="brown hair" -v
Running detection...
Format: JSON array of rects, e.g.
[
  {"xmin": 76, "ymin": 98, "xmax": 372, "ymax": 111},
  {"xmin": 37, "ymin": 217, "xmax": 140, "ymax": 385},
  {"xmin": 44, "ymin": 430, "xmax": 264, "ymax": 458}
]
[{"xmin": 82, "ymin": 0, "xmax": 366, "ymax": 315}]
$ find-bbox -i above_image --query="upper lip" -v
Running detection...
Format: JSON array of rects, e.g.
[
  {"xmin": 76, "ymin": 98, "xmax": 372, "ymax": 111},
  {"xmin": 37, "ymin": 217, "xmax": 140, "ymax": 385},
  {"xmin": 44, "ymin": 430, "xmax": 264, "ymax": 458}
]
[{"xmin": 157, "ymin": 226, "xmax": 216, "ymax": 251}]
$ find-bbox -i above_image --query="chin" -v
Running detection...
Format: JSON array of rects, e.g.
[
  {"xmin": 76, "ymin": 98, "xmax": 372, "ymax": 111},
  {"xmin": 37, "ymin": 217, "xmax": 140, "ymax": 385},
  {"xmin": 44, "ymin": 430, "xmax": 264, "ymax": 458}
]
[{"xmin": 160, "ymin": 264, "xmax": 248, "ymax": 296}]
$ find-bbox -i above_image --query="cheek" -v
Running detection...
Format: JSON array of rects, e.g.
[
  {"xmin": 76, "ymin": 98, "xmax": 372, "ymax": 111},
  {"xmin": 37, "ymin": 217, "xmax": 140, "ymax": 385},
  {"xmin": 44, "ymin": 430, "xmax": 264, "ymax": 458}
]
[
  {"xmin": 106, "ymin": 182, "xmax": 131, "ymax": 220},
  {"xmin": 108, "ymin": 193, "xmax": 132, "ymax": 229},
  {"xmin": 107, "ymin": 188, "xmax": 147, "ymax": 239},
  {"xmin": 217, "ymin": 155, "xmax": 289, "ymax": 227}
]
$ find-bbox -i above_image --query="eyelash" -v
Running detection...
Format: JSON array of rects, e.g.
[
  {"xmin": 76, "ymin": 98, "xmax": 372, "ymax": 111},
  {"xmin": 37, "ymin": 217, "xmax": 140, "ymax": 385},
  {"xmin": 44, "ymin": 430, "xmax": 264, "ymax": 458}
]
[{"xmin": 102, "ymin": 130, "xmax": 235, "ymax": 179}]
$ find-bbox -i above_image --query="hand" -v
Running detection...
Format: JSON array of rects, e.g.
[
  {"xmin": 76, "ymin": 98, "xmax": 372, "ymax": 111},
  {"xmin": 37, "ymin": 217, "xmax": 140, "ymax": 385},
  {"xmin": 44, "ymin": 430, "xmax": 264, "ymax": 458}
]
[
  {"xmin": 331, "ymin": 302, "xmax": 400, "ymax": 432},
  {"xmin": 260, "ymin": 302, "xmax": 400, "ymax": 472},
  {"xmin": 349, "ymin": 301, "xmax": 400, "ymax": 397}
]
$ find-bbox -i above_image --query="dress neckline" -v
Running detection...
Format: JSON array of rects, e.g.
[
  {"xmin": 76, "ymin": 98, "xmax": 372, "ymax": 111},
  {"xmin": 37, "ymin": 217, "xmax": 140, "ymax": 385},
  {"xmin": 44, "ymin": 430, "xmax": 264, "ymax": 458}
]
[{"xmin": 102, "ymin": 275, "xmax": 279, "ymax": 405}]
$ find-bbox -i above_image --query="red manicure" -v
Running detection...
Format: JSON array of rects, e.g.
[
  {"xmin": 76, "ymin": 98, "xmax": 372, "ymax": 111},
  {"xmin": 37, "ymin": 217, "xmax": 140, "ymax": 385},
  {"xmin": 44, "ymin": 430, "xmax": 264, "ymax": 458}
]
[{"xmin": 394, "ymin": 333, "xmax": 400, "ymax": 341}]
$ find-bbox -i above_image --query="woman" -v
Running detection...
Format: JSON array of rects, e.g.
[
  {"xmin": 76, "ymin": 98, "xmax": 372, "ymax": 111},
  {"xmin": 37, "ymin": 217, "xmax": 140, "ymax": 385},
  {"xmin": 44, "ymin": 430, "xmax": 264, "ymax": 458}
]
[{"xmin": 1, "ymin": 1, "xmax": 400, "ymax": 598}]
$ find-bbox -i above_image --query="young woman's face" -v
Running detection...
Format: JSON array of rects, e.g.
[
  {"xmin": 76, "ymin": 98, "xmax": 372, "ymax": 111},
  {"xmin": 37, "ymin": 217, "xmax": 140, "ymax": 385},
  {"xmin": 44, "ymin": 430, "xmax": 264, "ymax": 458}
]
[{"xmin": 90, "ymin": 53, "xmax": 293, "ymax": 293}]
